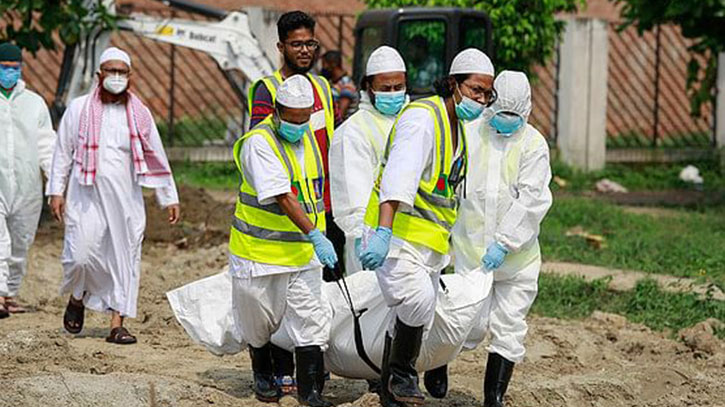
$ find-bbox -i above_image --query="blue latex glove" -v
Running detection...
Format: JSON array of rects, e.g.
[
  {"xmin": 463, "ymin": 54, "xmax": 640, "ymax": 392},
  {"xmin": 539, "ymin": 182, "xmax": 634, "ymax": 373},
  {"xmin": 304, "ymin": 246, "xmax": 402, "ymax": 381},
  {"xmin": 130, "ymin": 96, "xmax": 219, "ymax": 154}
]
[
  {"xmin": 482, "ymin": 242, "xmax": 509, "ymax": 271},
  {"xmin": 308, "ymin": 229, "xmax": 338, "ymax": 269},
  {"xmin": 354, "ymin": 237, "xmax": 363, "ymax": 258},
  {"xmin": 359, "ymin": 227, "xmax": 392, "ymax": 270}
]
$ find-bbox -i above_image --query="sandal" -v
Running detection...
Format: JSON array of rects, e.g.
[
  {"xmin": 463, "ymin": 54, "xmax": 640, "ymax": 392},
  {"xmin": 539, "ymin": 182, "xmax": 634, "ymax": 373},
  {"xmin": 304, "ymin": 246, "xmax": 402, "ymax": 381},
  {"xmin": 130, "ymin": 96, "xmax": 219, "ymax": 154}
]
[
  {"xmin": 63, "ymin": 298, "xmax": 85, "ymax": 334},
  {"xmin": 106, "ymin": 327, "xmax": 137, "ymax": 345},
  {"xmin": 0, "ymin": 302, "xmax": 9, "ymax": 319},
  {"xmin": 5, "ymin": 298, "xmax": 27, "ymax": 314}
]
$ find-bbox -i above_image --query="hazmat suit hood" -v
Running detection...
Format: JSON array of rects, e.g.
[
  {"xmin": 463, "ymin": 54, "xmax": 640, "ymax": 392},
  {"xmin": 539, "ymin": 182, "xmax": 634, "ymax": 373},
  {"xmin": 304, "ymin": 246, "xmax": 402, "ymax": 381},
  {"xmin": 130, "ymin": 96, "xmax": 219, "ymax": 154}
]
[{"xmin": 489, "ymin": 70, "xmax": 532, "ymax": 121}]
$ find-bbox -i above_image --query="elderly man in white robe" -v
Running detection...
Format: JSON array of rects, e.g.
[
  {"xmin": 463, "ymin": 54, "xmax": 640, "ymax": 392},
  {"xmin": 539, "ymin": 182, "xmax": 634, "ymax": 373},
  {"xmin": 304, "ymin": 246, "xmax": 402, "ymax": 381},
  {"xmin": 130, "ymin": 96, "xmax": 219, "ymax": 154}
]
[{"xmin": 47, "ymin": 47, "xmax": 180, "ymax": 344}]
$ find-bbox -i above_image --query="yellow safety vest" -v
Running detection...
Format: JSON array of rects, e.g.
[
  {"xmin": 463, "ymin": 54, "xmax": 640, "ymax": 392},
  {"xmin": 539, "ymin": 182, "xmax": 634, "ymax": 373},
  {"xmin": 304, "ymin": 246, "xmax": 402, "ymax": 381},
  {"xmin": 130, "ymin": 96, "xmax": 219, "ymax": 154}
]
[
  {"xmin": 248, "ymin": 69, "xmax": 335, "ymax": 143},
  {"xmin": 229, "ymin": 116, "xmax": 327, "ymax": 266},
  {"xmin": 364, "ymin": 96, "xmax": 467, "ymax": 255}
]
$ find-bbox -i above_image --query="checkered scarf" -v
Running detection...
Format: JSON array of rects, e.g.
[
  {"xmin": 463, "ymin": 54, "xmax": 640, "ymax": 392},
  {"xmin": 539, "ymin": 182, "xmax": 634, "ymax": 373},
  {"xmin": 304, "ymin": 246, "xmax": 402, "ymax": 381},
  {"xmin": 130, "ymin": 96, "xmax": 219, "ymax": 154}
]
[{"xmin": 74, "ymin": 85, "xmax": 172, "ymax": 187}]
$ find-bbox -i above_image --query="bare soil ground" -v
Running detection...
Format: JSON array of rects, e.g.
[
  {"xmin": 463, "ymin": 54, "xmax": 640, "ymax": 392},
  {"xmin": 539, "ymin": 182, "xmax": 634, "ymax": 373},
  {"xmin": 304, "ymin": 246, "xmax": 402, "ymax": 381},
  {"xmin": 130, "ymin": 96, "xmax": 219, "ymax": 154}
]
[{"xmin": 1, "ymin": 187, "xmax": 723, "ymax": 407}]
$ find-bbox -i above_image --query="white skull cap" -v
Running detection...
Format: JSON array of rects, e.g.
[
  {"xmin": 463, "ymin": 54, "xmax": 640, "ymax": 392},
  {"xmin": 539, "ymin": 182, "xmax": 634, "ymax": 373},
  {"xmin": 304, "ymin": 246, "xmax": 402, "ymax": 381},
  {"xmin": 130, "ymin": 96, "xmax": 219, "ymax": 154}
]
[
  {"xmin": 366, "ymin": 46, "xmax": 406, "ymax": 76},
  {"xmin": 99, "ymin": 47, "xmax": 131, "ymax": 68},
  {"xmin": 276, "ymin": 75, "xmax": 314, "ymax": 108},
  {"xmin": 491, "ymin": 70, "xmax": 532, "ymax": 119},
  {"xmin": 449, "ymin": 48, "xmax": 494, "ymax": 76}
]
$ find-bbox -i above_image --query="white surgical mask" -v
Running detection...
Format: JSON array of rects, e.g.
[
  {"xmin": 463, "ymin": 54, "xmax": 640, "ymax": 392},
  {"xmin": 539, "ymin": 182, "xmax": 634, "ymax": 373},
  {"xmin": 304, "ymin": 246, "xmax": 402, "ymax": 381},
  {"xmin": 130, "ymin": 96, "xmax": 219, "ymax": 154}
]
[{"xmin": 103, "ymin": 74, "xmax": 128, "ymax": 94}]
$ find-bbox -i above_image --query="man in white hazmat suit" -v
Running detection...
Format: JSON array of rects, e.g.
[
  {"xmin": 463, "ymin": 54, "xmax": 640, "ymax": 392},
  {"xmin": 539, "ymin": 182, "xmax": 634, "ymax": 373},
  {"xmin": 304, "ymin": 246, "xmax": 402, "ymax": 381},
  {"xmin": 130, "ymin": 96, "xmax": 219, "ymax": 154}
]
[
  {"xmin": 228, "ymin": 75, "xmax": 338, "ymax": 407},
  {"xmin": 359, "ymin": 49, "xmax": 497, "ymax": 407},
  {"xmin": 47, "ymin": 47, "xmax": 180, "ymax": 344},
  {"xmin": 0, "ymin": 42, "xmax": 56, "ymax": 318},
  {"xmin": 330, "ymin": 45, "xmax": 407, "ymax": 275},
  {"xmin": 452, "ymin": 70, "xmax": 553, "ymax": 407}
]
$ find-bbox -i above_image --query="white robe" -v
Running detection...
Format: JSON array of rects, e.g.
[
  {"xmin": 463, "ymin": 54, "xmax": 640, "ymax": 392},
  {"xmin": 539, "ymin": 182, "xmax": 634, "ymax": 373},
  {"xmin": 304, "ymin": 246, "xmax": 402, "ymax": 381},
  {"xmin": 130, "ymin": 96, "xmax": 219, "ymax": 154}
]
[{"xmin": 47, "ymin": 96, "xmax": 178, "ymax": 318}]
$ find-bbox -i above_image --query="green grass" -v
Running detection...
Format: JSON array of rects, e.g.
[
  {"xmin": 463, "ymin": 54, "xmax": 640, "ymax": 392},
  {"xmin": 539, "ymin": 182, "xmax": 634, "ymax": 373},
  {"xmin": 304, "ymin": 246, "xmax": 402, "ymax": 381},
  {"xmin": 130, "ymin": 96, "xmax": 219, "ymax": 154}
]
[
  {"xmin": 169, "ymin": 154, "xmax": 725, "ymax": 194},
  {"xmin": 170, "ymin": 161, "xmax": 238, "ymax": 190},
  {"xmin": 541, "ymin": 196, "xmax": 725, "ymax": 287},
  {"xmin": 551, "ymin": 159, "xmax": 725, "ymax": 193},
  {"xmin": 532, "ymin": 274, "xmax": 725, "ymax": 338}
]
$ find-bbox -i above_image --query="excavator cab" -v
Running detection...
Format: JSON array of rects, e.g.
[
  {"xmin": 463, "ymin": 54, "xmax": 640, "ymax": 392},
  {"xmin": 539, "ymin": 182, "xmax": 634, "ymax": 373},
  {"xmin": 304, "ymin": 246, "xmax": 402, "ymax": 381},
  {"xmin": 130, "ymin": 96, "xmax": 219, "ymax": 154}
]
[{"xmin": 352, "ymin": 7, "xmax": 493, "ymax": 99}]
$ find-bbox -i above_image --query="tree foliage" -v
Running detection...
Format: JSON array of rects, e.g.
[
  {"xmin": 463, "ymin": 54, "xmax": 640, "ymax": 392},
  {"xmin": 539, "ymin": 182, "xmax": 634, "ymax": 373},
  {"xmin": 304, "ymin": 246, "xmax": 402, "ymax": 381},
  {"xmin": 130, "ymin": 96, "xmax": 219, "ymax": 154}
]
[
  {"xmin": 615, "ymin": 0, "xmax": 725, "ymax": 116},
  {"xmin": 0, "ymin": 0, "xmax": 117, "ymax": 54},
  {"xmin": 362, "ymin": 0, "xmax": 584, "ymax": 75}
]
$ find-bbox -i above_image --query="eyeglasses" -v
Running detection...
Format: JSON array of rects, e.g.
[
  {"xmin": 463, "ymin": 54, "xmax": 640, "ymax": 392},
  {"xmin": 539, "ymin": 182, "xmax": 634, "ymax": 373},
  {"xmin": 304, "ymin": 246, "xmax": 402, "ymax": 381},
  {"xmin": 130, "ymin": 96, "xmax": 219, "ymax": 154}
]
[
  {"xmin": 284, "ymin": 40, "xmax": 320, "ymax": 51},
  {"xmin": 101, "ymin": 67, "xmax": 130, "ymax": 76},
  {"xmin": 461, "ymin": 82, "xmax": 497, "ymax": 106}
]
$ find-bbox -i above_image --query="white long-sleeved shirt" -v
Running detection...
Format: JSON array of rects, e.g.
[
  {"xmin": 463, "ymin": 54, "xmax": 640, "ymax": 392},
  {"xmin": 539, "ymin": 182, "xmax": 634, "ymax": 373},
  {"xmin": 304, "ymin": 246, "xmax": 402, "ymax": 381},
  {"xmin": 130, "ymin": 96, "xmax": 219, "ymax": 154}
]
[{"xmin": 370, "ymin": 97, "xmax": 463, "ymax": 270}]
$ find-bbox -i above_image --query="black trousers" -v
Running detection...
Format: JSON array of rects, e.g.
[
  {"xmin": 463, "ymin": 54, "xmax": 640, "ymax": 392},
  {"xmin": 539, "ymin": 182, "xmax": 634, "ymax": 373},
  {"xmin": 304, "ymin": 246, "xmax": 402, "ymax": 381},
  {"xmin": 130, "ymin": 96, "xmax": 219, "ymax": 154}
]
[{"xmin": 323, "ymin": 211, "xmax": 346, "ymax": 282}]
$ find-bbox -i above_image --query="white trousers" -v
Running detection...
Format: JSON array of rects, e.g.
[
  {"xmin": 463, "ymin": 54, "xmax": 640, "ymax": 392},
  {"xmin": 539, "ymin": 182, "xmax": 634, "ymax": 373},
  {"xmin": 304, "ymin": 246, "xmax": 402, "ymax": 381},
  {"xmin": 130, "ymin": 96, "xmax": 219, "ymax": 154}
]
[
  {"xmin": 0, "ymin": 195, "xmax": 42, "ymax": 297},
  {"xmin": 465, "ymin": 260, "xmax": 540, "ymax": 363},
  {"xmin": 376, "ymin": 258, "xmax": 441, "ymax": 333},
  {"xmin": 231, "ymin": 268, "xmax": 331, "ymax": 350}
]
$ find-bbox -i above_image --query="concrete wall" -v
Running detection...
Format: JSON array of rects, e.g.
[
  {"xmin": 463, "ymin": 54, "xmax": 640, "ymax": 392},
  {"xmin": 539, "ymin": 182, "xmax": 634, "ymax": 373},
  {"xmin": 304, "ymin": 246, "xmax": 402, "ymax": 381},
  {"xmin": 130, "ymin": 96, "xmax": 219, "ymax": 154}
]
[{"xmin": 556, "ymin": 18, "xmax": 609, "ymax": 171}]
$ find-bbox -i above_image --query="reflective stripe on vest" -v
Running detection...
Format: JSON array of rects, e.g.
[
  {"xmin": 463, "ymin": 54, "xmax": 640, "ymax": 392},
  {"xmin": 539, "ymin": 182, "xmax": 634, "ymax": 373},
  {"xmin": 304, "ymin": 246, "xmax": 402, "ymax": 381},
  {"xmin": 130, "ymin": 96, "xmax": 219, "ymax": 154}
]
[
  {"xmin": 232, "ymin": 217, "xmax": 309, "ymax": 242},
  {"xmin": 238, "ymin": 191, "xmax": 325, "ymax": 215},
  {"xmin": 229, "ymin": 116, "xmax": 326, "ymax": 266},
  {"xmin": 364, "ymin": 96, "xmax": 467, "ymax": 254}
]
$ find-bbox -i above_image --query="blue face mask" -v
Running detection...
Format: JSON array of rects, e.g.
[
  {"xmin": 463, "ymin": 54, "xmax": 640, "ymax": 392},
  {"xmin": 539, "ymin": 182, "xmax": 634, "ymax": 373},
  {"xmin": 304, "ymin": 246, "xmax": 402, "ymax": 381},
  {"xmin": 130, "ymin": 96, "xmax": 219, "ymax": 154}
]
[
  {"xmin": 373, "ymin": 90, "xmax": 406, "ymax": 116},
  {"xmin": 0, "ymin": 65, "xmax": 21, "ymax": 89},
  {"xmin": 454, "ymin": 84, "xmax": 484, "ymax": 121},
  {"xmin": 489, "ymin": 112, "xmax": 525, "ymax": 137},
  {"xmin": 278, "ymin": 119, "xmax": 309, "ymax": 143}
]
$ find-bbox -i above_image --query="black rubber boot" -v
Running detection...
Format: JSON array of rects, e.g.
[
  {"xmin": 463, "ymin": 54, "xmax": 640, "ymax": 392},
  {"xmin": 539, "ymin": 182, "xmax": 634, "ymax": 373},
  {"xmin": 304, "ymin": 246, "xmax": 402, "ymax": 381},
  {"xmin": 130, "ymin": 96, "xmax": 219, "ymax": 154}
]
[
  {"xmin": 388, "ymin": 318, "xmax": 425, "ymax": 406},
  {"xmin": 271, "ymin": 343, "xmax": 296, "ymax": 394},
  {"xmin": 483, "ymin": 353, "xmax": 515, "ymax": 407},
  {"xmin": 380, "ymin": 334, "xmax": 403, "ymax": 407},
  {"xmin": 295, "ymin": 345, "xmax": 333, "ymax": 407},
  {"xmin": 424, "ymin": 364, "xmax": 448, "ymax": 399},
  {"xmin": 249, "ymin": 343, "xmax": 281, "ymax": 403}
]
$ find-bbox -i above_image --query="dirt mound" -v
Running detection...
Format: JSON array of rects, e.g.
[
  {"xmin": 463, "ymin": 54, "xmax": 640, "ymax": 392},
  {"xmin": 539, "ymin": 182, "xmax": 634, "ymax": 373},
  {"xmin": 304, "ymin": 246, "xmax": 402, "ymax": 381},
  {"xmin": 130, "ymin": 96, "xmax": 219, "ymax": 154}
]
[
  {"xmin": 678, "ymin": 318, "xmax": 725, "ymax": 357},
  {"xmin": 144, "ymin": 184, "xmax": 234, "ymax": 247}
]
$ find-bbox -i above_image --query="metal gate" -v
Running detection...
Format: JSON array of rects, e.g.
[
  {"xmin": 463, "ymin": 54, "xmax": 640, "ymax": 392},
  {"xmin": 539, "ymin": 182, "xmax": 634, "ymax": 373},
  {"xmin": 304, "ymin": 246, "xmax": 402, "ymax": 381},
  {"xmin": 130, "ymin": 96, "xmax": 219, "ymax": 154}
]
[{"xmin": 606, "ymin": 23, "xmax": 715, "ymax": 149}]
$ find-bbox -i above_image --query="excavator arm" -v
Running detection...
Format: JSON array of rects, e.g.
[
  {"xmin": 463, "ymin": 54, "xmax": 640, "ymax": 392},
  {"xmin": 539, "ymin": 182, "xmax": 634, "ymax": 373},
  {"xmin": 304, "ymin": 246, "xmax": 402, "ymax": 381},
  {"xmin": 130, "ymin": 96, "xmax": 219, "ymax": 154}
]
[{"xmin": 52, "ymin": 0, "xmax": 274, "ymax": 120}]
